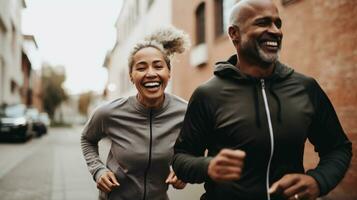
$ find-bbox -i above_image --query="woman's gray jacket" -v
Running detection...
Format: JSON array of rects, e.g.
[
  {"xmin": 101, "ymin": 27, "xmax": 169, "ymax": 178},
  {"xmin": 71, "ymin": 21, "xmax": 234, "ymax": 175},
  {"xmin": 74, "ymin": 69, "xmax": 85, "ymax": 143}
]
[{"xmin": 81, "ymin": 93, "xmax": 187, "ymax": 200}]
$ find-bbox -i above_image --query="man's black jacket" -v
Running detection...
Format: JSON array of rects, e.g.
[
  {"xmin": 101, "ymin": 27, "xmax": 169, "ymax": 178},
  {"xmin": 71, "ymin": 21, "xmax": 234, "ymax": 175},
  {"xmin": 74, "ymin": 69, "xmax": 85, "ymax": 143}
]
[{"xmin": 173, "ymin": 55, "xmax": 352, "ymax": 200}]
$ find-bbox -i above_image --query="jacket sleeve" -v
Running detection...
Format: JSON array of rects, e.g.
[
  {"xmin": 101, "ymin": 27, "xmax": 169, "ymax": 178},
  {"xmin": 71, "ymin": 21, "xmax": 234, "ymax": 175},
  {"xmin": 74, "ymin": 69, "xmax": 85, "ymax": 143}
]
[
  {"xmin": 305, "ymin": 79, "xmax": 352, "ymax": 196},
  {"xmin": 172, "ymin": 88, "xmax": 214, "ymax": 183},
  {"xmin": 80, "ymin": 106, "xmax": 109, "ymax": 182}
]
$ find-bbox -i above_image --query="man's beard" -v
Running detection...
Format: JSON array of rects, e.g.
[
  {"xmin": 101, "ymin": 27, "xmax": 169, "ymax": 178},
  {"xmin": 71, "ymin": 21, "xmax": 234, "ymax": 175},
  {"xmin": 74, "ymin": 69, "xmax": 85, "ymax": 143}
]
[{"xmin": 240, "ymin": 38, "xmax": 280, "ymax": 67}]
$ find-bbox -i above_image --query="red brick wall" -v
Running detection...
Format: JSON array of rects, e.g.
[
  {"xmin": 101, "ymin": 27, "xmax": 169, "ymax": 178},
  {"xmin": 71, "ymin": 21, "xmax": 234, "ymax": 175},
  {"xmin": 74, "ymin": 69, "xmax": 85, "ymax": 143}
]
[
  {"xmin": 171, "ymin": 0, "xmax": 235, "ymax": 100},
  {"xmin": 276, "ymin": 1, "xmax": 357, "ymax": 199}
]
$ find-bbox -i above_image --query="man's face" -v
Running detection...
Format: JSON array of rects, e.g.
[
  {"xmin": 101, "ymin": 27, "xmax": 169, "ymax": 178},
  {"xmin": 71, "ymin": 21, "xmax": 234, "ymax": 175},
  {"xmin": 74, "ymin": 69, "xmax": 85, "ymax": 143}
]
[
  {"xmin": 130, "ymin": 47, "xmax": 171, "ymax": 105},
  {"xmin": 238, "ymin": 2, "xmax": 283, "ymax": 65}
]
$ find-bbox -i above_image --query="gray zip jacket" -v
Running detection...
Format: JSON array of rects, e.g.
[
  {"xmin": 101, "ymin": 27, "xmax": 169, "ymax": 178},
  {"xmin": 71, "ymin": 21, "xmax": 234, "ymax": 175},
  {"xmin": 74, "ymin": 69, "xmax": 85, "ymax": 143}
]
[{"xmin": 81, "ymin": 93, "xmax": 187, "ymax": 200}]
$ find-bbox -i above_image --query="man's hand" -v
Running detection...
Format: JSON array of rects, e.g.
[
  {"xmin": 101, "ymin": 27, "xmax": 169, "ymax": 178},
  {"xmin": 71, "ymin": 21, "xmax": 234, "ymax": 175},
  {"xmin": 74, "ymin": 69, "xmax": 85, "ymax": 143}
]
[
  {"xmin": 96, "ymin": 171, "xmax": 120, "ymax": 193},
  {"xmin": 269, "ymin": 174, "xmax": 320, "ymax": 200},
  {"xmin": 208, "ymin": 149, "xmax": 246, "ymax": 182},
  {"xmin": 165, "ymin": 170, "xmax": 186, "ymax": 189}
]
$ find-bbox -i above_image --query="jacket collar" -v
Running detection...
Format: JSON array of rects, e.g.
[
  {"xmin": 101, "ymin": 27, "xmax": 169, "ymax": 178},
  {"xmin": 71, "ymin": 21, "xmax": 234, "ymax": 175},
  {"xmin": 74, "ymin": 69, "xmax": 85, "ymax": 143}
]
[
  {"xmin": 128, "ymin": 93, "xmax": 171, "ymax": 116},
  {"xmin": 214, "ymin": 54, "xmax": 294, "ymax": 82}
]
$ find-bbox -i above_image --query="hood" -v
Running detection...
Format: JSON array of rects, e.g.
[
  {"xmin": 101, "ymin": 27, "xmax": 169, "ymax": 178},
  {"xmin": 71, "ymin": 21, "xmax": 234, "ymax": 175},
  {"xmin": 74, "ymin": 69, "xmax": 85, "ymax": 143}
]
[
  {"xmin": 214, "ymin": 55, "xmax": 294, "ymax": 82},
  {"xmin": 213, "ymin": 55, "xmax": 294, "ymax": 127}
]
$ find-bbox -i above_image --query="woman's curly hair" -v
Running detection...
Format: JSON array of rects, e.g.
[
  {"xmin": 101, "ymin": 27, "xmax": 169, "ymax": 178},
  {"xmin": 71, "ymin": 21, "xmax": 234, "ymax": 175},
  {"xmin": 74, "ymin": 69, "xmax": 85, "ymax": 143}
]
[{"xmin": 128, "ymin": 26, "xmax": 191, "ymax": 72}]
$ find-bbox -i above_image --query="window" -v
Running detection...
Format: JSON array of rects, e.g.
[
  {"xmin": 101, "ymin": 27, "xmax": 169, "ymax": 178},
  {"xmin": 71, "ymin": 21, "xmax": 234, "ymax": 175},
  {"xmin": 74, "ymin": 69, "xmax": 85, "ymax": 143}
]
[
  {"xmin": 10, "ymin": 79, "xmax": 17, "ymax": 94},
  {"xmin": 215, "ymin": 0, "xmax": 224, "ymax": 36},
  {"xmin": 11, "ymin": 24, "xmax": 17, "ymax": 54},
  {"xmin": 281, "ymin": 0, "xmax": 299, "ymax": 6},
  {"xmin": 136, "ymin": 0, "xmax": 140, "ymax": 17},
  {"xmin": 0, "ymin": 18, "xmax": 6, "ymax": 32},
  {"xmin": 215, "ymin": 0, "xmax": 237, "ymax": 37},
  {"xmin": 0, "ymin": 19, "xmax": 6, "ymax": 56},
  {"xmin": 195, "ymin": 3, "xmax": 206, "ymax": 45},
  {"xmin": 148, "ymin": 0, "xmax": 154, "ymax": 10}
]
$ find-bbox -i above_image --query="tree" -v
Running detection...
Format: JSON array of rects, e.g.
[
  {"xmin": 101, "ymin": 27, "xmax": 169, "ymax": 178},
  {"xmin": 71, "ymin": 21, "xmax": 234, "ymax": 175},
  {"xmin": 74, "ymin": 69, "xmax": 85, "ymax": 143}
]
[
  {"xmin": 41, "ymin": 64, "xmax": 68, "ymax": 120},
  {"xmin": 78, "ymin": 91, "xmax": 92, "ymax": 116}
]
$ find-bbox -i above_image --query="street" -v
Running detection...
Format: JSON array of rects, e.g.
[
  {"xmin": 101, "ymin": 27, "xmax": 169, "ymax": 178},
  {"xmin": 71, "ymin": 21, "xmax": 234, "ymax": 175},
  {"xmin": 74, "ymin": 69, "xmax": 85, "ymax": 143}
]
[{"xmin": 0, "ymin": 126, "xmax": 204, "ymax": 200}]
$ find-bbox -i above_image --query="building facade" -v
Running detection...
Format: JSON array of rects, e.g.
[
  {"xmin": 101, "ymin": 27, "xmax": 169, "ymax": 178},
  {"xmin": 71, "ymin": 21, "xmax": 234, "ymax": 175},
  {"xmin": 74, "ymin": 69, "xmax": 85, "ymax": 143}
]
[
  {"xmin": 22, "ymin": 34, "xmax": 43, "ymax": 111},
  {"xmin": 172, "ymin": 0, "xmax": 357, "ymax": 199},
  {"xmin": 171, "ymin": 0, "xmax": 237, "ymax": 100},
  {"xmin": 0, "ymin": 0, "xmax": 25, "ymax": 105}
]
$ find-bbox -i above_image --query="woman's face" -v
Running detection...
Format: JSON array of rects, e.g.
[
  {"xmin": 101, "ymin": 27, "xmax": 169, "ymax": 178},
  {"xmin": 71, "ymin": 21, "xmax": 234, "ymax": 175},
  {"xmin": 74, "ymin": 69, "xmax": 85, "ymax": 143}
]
[{"xmin": 130, "ymin": 47, "xmax": 171, "ymax": 107}]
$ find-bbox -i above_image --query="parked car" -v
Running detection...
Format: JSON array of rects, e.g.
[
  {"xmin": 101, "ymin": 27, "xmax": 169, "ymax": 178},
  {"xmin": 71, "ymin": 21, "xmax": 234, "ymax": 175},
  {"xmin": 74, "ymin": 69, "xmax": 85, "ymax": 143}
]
[
  {"xmin": 39, "ymin": 112, "xmax": 50, "ymax": 127},
  {"xmin": 26, "ymin": 108, "xmax": 48, "ymax": 137},
  {"xmin": 0, "ymin": 104, "xmax": 34, "ymax": 142}
]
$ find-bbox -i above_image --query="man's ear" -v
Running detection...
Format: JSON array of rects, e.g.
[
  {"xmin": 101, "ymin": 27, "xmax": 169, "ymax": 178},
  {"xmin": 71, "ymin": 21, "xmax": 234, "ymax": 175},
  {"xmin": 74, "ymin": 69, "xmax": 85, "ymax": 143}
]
[{"xmin": 228, "ymin": 25, "xmax": 240, "ymax": 46}]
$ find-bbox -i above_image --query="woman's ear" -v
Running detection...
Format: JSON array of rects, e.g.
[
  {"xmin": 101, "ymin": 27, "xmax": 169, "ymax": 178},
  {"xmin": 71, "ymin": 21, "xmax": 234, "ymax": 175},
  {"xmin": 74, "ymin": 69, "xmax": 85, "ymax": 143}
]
[{"xmin": 129, "ymin": 73, "xmax": 134, "ymax": 84}]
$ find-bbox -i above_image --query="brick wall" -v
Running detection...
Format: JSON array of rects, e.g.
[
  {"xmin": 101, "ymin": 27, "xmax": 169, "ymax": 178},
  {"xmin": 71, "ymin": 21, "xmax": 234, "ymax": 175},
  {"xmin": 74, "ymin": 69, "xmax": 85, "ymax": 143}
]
[
  {"xmin": 171, "ymin": 0, "xmax": 235, "ymax": 100},
  {"xmin": 277, "ymin": 1, "xmax": 357, "ymax": 199}
]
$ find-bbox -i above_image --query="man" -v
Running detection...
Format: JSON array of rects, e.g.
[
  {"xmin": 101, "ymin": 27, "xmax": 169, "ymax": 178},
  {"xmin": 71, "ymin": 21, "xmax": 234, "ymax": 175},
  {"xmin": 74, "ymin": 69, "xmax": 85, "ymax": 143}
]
[{"xmin": 172, "ymin": 0, "xmax": 352, "ymax": 200}]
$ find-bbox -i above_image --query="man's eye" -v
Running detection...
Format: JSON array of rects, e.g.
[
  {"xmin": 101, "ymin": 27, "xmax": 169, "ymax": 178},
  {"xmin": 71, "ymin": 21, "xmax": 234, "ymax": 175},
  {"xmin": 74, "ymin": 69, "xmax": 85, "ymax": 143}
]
[
  {"xmin": 274, "ymin": 20, "xmax": 282, "ymax": 29},
  {"xmin": 256, "ymin": 20, "xmax": 270, "ymax": 27}
]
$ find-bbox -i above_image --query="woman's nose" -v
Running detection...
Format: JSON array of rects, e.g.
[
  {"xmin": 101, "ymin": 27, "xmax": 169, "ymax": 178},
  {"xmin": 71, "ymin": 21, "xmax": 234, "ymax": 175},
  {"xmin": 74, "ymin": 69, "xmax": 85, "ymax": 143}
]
[{"xmin": 145, "ymin": 67, "xmax": 157, "ymax": 77}]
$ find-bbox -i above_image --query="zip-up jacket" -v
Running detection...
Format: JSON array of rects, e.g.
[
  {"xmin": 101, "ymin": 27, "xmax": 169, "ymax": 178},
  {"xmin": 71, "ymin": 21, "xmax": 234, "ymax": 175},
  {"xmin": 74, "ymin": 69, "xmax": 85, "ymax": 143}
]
[
  {"xmin": 81, "ymin": 93, "xmax": 187, "ymax": 200},
  {"xmin": 173, "ymin": 55, "xmax": 352, "ymax": 200}
]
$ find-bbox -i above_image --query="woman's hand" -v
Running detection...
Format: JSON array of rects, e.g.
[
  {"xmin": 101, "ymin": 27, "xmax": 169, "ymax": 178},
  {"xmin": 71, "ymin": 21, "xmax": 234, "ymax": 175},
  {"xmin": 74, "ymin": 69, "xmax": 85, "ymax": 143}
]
[
  {"xmin": 269, "ymin": 173, "xmax": 320, "ymax": 200},
  {"xmin": 96, "ymin": 171, "xmax": 120, "ymax": 193},
  {"xmin": 165, "ymin": 170, "xmax": 186, "ymax": 189}
]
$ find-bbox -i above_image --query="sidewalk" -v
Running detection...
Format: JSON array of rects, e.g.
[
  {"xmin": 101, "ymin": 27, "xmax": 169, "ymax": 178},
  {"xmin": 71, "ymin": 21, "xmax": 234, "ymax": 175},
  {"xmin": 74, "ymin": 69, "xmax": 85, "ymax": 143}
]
[{"xmin": 50, "ymin": 126, "xmax": 98, "ymax": 200}]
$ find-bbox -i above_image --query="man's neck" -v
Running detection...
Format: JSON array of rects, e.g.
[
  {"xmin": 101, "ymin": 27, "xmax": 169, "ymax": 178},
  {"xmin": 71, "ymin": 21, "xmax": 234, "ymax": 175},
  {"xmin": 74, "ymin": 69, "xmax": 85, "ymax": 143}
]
[{"xmin": 236, "ymin": 57, "xmax": 275, "ymax": 78}]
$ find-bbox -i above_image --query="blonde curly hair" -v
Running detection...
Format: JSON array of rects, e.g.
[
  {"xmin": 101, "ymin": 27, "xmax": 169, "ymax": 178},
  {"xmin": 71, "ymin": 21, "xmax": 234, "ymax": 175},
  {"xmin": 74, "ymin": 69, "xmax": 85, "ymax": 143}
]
[{"xmin": 128, "ymin": 26, "xmax": 191, "ymax": 72}]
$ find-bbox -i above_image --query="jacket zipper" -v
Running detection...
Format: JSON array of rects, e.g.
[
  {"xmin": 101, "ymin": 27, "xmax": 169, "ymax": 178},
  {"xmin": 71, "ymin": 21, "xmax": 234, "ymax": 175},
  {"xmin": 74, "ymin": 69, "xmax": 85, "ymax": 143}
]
[
  {"xmin": 260, "ymin": 79, "xmax": 275, "ymax": 200},
  {"xmin": 143, "ymin": 109, "xmax": 153, "ymax": 200}
]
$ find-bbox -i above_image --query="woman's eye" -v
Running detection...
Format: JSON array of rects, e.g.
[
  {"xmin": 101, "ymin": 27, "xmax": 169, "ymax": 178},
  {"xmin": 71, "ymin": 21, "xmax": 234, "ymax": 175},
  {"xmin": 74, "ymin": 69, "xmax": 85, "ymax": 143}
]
[
  {"xmin": 135, "ymin": 64, "xmax": 146, "ymax": 70},
  {"xmin": 155, "ymin": 65, "xmax": 163, "ymax": 69}
]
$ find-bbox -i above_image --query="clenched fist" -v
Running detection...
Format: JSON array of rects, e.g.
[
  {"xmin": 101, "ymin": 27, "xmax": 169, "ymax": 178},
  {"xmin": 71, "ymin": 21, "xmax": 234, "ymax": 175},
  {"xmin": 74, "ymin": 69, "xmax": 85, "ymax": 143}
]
[
  {"xmin": 97, "ymin": 171, "xmax": 120, "ymax": 193},
  {"xmin": 208, "ymin": 149, "xmax": 246, "ymax": 182}
]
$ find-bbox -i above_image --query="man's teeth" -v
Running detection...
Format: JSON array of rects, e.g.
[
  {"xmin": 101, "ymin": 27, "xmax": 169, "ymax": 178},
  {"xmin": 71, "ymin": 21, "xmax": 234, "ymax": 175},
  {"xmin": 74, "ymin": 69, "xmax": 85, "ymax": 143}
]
[
  {"xmin": 144, "ymin": 82, "xmax": 160, "ymax": 87},
  {"xmin": 265, "ymin": 41, "xmax": 278, "ymax": 47}
]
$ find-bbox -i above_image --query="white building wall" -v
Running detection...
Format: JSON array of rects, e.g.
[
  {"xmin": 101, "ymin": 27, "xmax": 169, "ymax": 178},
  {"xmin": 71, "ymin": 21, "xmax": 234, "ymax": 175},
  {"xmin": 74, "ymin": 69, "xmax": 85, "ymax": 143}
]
[
  {"xmin": 0, "ymin": 0, "xmax": 24, "ymax": 105},
  {"xmin": 106, "ymin": 0, "xmax": 172, "ymax": 100}
]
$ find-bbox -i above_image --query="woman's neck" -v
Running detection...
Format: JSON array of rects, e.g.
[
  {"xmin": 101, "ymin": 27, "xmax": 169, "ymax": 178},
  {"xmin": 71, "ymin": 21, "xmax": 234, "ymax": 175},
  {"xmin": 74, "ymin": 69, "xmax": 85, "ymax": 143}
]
[{"xmin": 137, "ymin": 94, "xmax": 165, "ymax": 109}]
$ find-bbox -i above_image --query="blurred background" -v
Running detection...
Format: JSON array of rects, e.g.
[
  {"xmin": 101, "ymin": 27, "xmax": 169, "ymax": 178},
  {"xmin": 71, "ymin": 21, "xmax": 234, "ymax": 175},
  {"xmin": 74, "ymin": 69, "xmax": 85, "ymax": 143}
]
[{"xmin": 0, "ymin": 0, "xmax": 356, "ymax": 199}]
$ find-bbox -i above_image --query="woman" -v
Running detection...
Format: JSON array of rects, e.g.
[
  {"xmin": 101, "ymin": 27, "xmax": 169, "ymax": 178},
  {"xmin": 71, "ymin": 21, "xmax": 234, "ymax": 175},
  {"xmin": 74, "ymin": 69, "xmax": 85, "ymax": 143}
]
[{"xmin": 81, "ymin": 26, "xmax": 190, "ymax": 200}]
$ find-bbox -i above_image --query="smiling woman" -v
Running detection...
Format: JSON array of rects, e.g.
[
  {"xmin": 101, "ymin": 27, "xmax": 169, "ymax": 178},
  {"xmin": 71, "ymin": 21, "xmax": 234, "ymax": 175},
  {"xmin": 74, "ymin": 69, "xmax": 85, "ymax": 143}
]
[
  {"xmin": 130, "ymin": 47, "xmax": 171, "ymax": 109},
  {"xmin": 81, "ymin": 26, "xmax": 191, "ymax": 200}
]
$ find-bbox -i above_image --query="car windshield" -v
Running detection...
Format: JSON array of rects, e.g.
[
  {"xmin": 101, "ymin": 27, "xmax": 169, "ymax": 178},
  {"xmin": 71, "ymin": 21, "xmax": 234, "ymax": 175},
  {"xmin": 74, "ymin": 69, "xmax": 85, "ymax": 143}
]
[
  {"xmin": 26, "ymin": 108, "xmax": 39, "ymax": 119},
  {"xmin": 4, "ymin": 104, "xmax": 26, "ymax": 118}
]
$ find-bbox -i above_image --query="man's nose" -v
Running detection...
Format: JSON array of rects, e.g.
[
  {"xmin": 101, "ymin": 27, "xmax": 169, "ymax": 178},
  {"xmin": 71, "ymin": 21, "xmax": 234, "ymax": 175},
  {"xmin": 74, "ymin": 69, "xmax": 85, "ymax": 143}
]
[{"xmin": 268, "ymin": 23, "xmax": 282, "ymax": 37}]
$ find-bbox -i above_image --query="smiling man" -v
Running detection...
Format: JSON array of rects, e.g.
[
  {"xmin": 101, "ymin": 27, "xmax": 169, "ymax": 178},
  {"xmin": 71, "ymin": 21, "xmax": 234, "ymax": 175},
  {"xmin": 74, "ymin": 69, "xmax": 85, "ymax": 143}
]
[{"xmin": 172, "ymin": 0, "xmax": 352, "ymax": 200}]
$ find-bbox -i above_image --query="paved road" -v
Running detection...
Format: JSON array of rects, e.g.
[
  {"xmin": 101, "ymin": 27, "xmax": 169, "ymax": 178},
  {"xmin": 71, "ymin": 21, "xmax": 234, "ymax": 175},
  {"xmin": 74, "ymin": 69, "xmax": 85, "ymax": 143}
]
[{"xmin": 0, "ymin": 126, "xmax": 204, "ymax": 200}]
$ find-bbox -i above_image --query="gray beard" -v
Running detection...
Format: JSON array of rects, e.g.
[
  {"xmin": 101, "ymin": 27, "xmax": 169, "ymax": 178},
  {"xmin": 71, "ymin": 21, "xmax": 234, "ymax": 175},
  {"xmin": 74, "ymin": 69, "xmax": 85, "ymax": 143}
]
[
  {"xmin": 240, "ymin": 39, "xmax": 280, "ymax": 66},
  {"xmin": 257, "ymin": 45, "xmax": 280, "ymax": 64}
]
